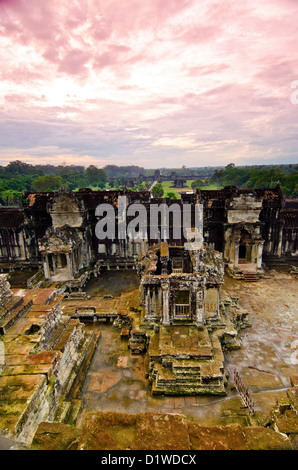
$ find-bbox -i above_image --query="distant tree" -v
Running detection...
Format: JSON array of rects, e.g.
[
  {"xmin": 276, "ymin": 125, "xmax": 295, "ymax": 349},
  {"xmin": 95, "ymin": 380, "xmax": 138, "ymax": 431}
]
[
  {"xmin": 151, "ymin": 183, "xmax": 164, "ymax": 198},
  {"xmin": 191, "ymin": 179, "xmax": 204, "ymax": 190},
  {"xmin": 166, "ymin": 192, "xmax": 179, "ymax": 200},
  {"xmin": 0, "ymin": 189, "xmax": 22, "ymax": 205},
  {"xmin": 210, "ymin": 169, "xmax": 225, "ymax": 186},
  {"xmin": 225, "ymin": 163, "xmax": 235, "ymax": 170},
  {"xmin": 32, "ymin": 174, "xmax": 63, "ymax": 192},
  {"xmin": 85, "ymin": 165, "xmax": 107, "ymax": 187},
  {"xmin": 6, "ymin": 160, "xmax": 34, "ymax": 174}
]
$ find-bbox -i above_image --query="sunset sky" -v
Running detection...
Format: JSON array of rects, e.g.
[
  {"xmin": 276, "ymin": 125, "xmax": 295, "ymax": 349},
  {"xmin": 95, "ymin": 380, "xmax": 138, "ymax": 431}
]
[{"xmin": 0, "ymin": 0, "xmax": 298, "ymax": 168}]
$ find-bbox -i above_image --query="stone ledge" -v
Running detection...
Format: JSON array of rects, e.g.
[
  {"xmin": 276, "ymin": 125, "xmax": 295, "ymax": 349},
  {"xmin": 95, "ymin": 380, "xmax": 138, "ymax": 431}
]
[{"xmin": 30, "ymin": 411, "xmax": 294, "ymax": 450}]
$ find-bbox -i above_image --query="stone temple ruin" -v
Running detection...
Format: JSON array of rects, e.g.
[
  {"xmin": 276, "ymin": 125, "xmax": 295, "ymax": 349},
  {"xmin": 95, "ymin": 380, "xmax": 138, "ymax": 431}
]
[
  {"xmin": 137, "ymin": 241, "xmax": 249, "ymax": 395},
  {"xmin": 0, "ymin": 184, "xmax": 297, "ymax": 279},
  {"xmin": 0, "ymin": 273, "xmax": 98, "ymax": 444},
  {"xmin": 0, "ymin": 185, "xmax": 297, "ymax": 449}
]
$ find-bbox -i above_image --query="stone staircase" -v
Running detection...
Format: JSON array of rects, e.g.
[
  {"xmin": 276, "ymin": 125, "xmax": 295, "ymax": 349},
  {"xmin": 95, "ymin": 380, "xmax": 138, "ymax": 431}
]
[
  {"xmin": 230, "ymin": 271, "xmax": 259, "ymax": 282},
  {"xmin": 150, "ymin": 361, "xmax": 226, "ymax": 395},
  {"xmin": 0, "ymin": 275, "xmax": 34, "ymax": 334},
  {"xmin": 242, "ymin": 272, "xmax": 258, "ymax": 282}
]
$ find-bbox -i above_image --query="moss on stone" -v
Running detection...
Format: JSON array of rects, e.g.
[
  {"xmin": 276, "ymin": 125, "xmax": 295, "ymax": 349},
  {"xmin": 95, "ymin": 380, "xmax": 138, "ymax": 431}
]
[
  {"xmin": 189, "ymin": 423, "xmax": 247, "ymax": 450},
  {"xmin": 243, "ymin": 426, "xmax": 292, "ymax": 450},
  {"xmin": 31, "ymin": 421, "xmax": 79, "ymax": 450}
]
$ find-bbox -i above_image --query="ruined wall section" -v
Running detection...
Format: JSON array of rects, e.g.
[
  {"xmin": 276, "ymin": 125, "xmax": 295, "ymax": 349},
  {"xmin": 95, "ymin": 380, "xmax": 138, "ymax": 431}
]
[
  {"xmin": 0, "ymin": 280, "xmax": 97, "ymax": 444},
  {"xmin": 15, "ymin": 187, "xmax": 297, "ymax": 271},
  {"xmin": 0, "ymin": 208, "xmax": 35, "ymax": 263},
  {"xmin": 49, "ymin": 193, "xmax": 84, "ymax": 229}
]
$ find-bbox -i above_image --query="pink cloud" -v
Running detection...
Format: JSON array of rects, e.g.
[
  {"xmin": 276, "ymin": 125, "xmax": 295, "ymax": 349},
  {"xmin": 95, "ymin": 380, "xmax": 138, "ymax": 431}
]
[
  {"xmin": 186, "ymin": 63, "xmax": 229, "ymax": 77},
  {"xmin": 0, "ymin": 0, "xmax": 298, "ymax": 167},
  {"xmin": 58, "ymin": 49, "xmax": 90, "ymax": 75},
  {"xmin": 178, "ymin": 25, "xmax": 221, "ymax": 44}
]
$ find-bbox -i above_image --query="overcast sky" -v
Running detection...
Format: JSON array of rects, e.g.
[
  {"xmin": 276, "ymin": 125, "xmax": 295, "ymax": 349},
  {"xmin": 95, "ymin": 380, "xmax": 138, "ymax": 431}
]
[{"xmin": 0, "ymin": 0, "xmax": 298, "ymax": 169}]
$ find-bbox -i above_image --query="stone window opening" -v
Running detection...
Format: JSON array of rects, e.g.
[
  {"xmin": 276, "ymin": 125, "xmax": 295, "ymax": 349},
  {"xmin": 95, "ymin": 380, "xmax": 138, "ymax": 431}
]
[{"xmin": 174, "ymin": 290, "xmax": 190, "ymax": 318}]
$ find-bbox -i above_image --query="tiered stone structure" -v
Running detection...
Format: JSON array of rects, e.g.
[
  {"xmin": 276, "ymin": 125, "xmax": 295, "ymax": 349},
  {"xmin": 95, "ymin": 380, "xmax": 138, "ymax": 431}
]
[
  {"xmin": 0, "ymin": 274, "xmax": 98, "ymax": 444},
  {"xmin": 137, "ymin": 241, "xmax": 248, "ymax": 395}
]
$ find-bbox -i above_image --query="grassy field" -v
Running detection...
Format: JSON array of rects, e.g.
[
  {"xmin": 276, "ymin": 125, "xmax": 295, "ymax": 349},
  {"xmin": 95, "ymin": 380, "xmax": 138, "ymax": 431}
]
[
  {"xmin": 162, "ymin": 180, "xmax": 220, "ymax": 197},
  {"xmin": 74, "ymin": 181, "xmax": 221, "ymax": 195}
]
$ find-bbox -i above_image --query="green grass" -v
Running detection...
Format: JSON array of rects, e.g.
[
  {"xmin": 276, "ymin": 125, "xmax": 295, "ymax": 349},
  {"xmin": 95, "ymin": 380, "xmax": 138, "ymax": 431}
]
[
  {"xmin": 162, "ymin": 180, "xmax": 194, "ymax": 195},
  {"xmin": 161, "ymin": 180, "xmax": 221, "ymax": 197},
  {"xmin": 73, "ymin": 181, "xmax": 222, "ymax": 195}
]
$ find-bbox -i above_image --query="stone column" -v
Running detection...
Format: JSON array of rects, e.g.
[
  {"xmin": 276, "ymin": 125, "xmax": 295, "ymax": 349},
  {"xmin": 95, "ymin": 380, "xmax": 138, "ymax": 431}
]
[
  {"xmin": 224, "ymin": 230, "xmax": 230, "ymax": 261},
  {"xmin": 19, "ymin": 231, "xmax": 27, "ymax": 260},
  {"xmin": 234, "ymin": 241, "xmax": 239, "ymax": 268},
  {"xmin": 196, "ymin": 289, "xmax": 204, "ymax": 325},
  {"xmin": 277, "ymin": 225, "xmax": 283, "ymax": 256},
  {"xmin": 66, "ymin": 253, "xmax": 73, "ymax": 279},
  {"xmin": 43, "ymin": 254, "xmax": 51, "ymax": 280},
  {"xmin": 158, "ymin": 286, "xmax": 163, "ymax": 313},
  {"xmin": 257, "ymin": 242, "xmax": 264, "ymax": 269},
  {"xmin": 145, "ymin": 286, "xmax": 150, "ymax": 318},
  {"xmin": 224, "ymin": 239, "xmax": 229, "ymax": 261},
  {"xmin": 161, "ymin": 282, "xmax": 170, "ymax": 325},
  {"xmin": 248, "ymin": 244, "xmax": 254, "ymax": 263}
]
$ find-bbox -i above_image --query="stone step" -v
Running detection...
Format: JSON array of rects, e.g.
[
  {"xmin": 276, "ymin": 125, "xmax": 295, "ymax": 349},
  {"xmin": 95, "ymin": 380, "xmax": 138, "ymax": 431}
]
[
  {"xmin": 152, "ymin": 380, "xmax": 226, "ymax": 396},
  {"xmin": 0, "ymin": 296, "xmax": 24, "ymax": 321},
  {"xmin": 55, "ymin": 402, "xmax": 72, "ymax": 423},
  {"xmin": 67, "ymin": 399, "xmax": 83, "ymax": 426},
  {"xmin": 63, "ymin": 331, "xmax": 99, "ymax": 400},
  {"xmin": 53, "ymin": 320, "xmax": 81, "ymax": 353},
  {"xmin": 44, "ymin": 317, "xmax": 73, "ymax": 351},
  {"xmin": 242, "ymin": 273, "xmax": 258, "ymax": 282},
  {"xmin": 0, "ymin": 299, "xmax": 33, "ymax": 335}
]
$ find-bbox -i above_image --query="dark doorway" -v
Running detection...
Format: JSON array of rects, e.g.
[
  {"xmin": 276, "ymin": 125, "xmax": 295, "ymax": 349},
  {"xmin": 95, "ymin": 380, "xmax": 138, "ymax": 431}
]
[
  {"xmin": 239, "ymin": 244, "xmax": 246, "ymax": 259},
  {"xmin": 48, "ymin": 254, "xmax": 54, "ymax": 273},
  {"xmin": 60, "ymin": 253, "xmax": 67, "ymax": 268}
]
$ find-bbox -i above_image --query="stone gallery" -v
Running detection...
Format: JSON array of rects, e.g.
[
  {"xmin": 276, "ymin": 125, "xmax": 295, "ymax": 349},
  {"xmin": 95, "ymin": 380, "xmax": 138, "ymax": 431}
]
[{"xmin": 0, "ymin": 186, "xmax": 297, "ymax": 450}]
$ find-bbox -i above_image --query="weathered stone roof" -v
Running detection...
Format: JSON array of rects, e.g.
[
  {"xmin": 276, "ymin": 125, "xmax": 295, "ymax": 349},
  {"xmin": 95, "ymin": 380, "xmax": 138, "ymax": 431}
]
[
  {"xmin": 282, "ymin": 211, "xmax": 298, "ymax": 228},
  {"xmin": 23, "ymin": 189, "xmax": 151, "ymax": 211},
  {"xmin": 0, "ymin": 208, "xmax": 24, "ymax": 229},
  {"xmin": 194, "ymin": 186, "xmax": 283, "ymax": 209}
]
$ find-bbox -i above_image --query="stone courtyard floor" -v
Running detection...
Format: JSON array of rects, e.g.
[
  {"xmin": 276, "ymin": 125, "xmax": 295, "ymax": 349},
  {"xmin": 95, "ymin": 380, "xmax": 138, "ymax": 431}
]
[{"xmin": 70, "ymin": 268, "xmax": 297, "ymax": 428}]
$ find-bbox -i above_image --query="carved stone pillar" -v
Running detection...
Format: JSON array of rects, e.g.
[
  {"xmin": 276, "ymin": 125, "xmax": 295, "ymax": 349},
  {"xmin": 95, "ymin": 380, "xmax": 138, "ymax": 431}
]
[
  {"xmin": 161, "ymin": 282, "xmax": 170, "ymax": 325},
  {"xmin": 234, "ymin": 242, "xmax": 239, "ymax": 267},
  {"xmin": 277, "ymin": 225, "xmax": 283, "ymax": 256},
  {"xmin": 145, "ymin": 286, "xmax": 150, "ymax": 317},
  {"xmin": 196, "ymin": 289, "xmax": 204, "ymax": 325},
  {"xmin": 257, "ymin": 242, "xmax": 264, "ymax": 269},
  {"xmin": 66, "ymin": 253, "xmax": 73, "ymax": 279},
  {"xmin": 43, "ymin": 254, "xmax": 50, "ymax": 280}
]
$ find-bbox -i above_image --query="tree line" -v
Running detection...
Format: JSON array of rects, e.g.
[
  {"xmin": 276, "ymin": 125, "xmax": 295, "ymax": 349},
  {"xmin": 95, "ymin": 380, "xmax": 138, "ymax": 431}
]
[
  {"xmin": 0, "ymin": 160, "xmax": 297, "ymax": 205},
  {"xmin": 207, "ymin": 163, "xmax": 298, "ymax": 196},
  {"xmin": 0, "ymin": 161, "xmax": 107, "ymax": 205}
]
